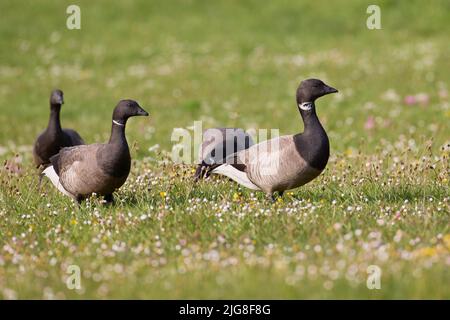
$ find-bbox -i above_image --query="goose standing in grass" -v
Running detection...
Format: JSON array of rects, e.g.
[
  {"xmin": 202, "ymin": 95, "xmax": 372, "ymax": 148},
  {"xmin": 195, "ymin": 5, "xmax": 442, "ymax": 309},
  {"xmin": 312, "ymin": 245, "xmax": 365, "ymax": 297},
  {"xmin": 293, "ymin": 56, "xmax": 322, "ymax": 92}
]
[
  {"xmin": 43, "ymin": 99, "xmax": 148, "ymax": 204},
  {"xmin": 211, "ymin": 79, "xmax": 338, "ymax": 200},
  {"xmin": 194, "ymin": 127, "xmax": 254, "ymax": 180},
  {"xmin": 33, "ymin": 89, "xmax": 85, "ymax": 171}
]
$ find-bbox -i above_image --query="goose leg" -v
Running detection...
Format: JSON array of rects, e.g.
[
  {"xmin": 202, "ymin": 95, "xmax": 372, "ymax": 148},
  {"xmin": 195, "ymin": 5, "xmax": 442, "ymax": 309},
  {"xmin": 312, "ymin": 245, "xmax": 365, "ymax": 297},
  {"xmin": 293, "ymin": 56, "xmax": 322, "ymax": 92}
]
[
  {"xmin": 266, "ymin": 191, "xmax": 284, "ymax": 203},
  {"xmin": 75, "ymin": 195, "xmax": 84, "ymax": 205},
  {"xmin": 194, "ymin": 164, "xmax": 207, "ymax": 182},
  {"xmin": 265, "ymin": 193, "xmax": 276, "ymax": 203},
  {"xmin": 104, "ymin": 194, "xmax": 114, "ymax": 205},
  {"xmin": 37, "ymin": 164, "xmax": 46, "ymax": 191},
  {"xmin": 194, "ymin": 165, "xmax": 202, "ymax": 181},
  {"xmin": 38, "ymin": 172, "xmax": 44, "ymax": 191}
]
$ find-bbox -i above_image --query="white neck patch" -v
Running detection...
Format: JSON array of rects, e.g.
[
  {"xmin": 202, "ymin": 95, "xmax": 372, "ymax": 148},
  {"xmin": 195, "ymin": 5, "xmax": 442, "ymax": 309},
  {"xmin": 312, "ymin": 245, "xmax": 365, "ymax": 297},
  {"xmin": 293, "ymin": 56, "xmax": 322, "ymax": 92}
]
[
  {"xmin": 299, "ymin": 102, "xmax": 313, "ymax": 111},
  {"xmin": 112, "ymin": 120, "xmax": 125, "ymax": 127}
]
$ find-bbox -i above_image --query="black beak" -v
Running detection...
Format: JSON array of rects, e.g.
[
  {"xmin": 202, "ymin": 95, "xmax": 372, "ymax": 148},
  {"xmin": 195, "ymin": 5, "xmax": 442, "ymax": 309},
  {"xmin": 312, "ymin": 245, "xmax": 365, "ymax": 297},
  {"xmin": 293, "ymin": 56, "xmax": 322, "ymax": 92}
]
[
  {"xmin": 324, "ymin": 85, "xmax": 338, "ymax": 94},
  {"xmin": 136, "ymin": 106, "xmax": 149, "ymax": 116}
]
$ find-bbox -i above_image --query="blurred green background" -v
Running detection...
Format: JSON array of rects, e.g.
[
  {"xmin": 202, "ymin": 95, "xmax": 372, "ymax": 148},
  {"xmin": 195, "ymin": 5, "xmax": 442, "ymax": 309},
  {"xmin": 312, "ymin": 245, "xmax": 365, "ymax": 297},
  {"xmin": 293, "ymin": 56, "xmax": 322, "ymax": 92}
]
[{"xmin": 0, "ymin": 0, "xmax": 449, "ymax": 156}]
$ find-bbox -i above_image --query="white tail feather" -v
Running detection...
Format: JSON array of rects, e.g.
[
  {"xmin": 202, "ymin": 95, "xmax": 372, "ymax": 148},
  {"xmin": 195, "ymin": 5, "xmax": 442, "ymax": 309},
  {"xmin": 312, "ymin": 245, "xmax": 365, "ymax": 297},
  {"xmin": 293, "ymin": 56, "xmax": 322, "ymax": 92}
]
[
  {"xmin": 42, "ymin": 166, "xmax": 74, "ymax": 198},
  {"xmin": 212, "ymin": 164, "xmax": 261, "ymax": 190}
]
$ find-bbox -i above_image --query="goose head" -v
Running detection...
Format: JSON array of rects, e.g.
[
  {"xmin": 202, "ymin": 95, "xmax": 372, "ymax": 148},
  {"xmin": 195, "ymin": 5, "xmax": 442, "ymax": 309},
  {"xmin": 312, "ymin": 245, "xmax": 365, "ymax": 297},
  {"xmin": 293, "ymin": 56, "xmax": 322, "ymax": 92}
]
[
  {"xmin": 296, "ymin": 79, "xmax": 338, "ymax": 104},
  {"xmin": 112, "ymin": 99, "xmax": 149, "ymax": 125},
  {"xmin": 50, "ymin": 89, "xmax": 64, "ymax": 109}
]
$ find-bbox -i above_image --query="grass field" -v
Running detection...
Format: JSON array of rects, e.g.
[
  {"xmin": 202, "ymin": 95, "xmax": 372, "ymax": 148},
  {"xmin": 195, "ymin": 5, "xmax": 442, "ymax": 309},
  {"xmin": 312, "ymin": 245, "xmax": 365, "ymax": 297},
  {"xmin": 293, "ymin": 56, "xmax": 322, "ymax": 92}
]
[{"xmin": 0, "ymin": 0, "xmax": 449, "ymax": 299}]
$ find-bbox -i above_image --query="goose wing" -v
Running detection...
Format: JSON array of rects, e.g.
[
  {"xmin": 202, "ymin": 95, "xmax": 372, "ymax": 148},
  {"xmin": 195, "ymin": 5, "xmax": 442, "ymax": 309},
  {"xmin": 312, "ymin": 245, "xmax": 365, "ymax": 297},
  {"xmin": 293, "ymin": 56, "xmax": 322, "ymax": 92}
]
[
  {"xmin": 237, "ymin": 135, "xmax": 317, "ymax": 192},
  {"xmin": 211, "ymin": 136, "xmax": 292, "ymax": 191},
  {"xmin": 51, "ymin": 144, "xmax": 104, "ymax": 196}
]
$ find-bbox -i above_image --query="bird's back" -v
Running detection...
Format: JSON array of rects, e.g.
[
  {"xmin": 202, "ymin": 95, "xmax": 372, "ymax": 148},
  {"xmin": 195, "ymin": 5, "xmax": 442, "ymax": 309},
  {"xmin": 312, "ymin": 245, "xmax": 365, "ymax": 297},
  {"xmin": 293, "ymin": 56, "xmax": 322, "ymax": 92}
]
[{"xmin": 62, "ymin": 128, "xmax": 85, "ymax": 146}]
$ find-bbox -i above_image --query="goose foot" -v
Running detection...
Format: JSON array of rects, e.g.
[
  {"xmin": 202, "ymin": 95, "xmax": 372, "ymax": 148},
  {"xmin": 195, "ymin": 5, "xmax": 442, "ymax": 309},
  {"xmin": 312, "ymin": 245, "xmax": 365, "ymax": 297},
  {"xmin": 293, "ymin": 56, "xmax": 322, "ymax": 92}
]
[
  {"xmin": 266, "ymin": 191, "xmax": 284, "ymax": 203},
  {"xmin": 75, "ymin": 195, "xmax": 84, "ymax": 205}
]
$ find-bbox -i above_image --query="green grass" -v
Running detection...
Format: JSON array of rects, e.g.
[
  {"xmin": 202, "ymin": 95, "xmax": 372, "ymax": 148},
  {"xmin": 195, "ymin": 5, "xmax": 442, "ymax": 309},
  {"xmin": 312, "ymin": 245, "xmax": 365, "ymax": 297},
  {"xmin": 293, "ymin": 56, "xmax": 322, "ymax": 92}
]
[{"xmin": 0, "ymin": 0, "xmax": 449, "ymax": 299}]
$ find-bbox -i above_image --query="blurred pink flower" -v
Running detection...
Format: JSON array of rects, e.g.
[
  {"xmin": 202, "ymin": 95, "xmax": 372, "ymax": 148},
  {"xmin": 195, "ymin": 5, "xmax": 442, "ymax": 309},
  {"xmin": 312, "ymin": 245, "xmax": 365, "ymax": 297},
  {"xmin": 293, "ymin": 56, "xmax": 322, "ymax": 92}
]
[
  {"xmin": 416, "ymin": 93, "xmax": 429, "ymax": 105},
  {"xmin": 404, "ymin": 95, "xmax": 417, "ymax": 105},
  {"xmin": 364, "ymin": 116, "xmax": 375, "ymax": 130},
  {"xmin": 438, "ymin": 89, "xmax": 448, "ymax": 100},
  {"xmin": 404, "ymin": 93, "xmax": 430, "ymax": 106}
]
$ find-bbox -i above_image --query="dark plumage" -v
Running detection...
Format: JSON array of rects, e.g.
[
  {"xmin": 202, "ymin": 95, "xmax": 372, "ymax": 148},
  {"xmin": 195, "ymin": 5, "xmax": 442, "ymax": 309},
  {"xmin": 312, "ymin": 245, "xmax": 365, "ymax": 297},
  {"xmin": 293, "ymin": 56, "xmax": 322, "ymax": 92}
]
[
  {"xmin": 194, "ymin": 127, "xmax": 254, "ymax": 180},
  {"xmin": 211, "ymin": 79, "xmax": 338, "ymax": 200},
  {"xmin": 33, "ymin": 89, "xmax": 85, "ymax": 171},
  {"xmin": 43, "ymin": 99, "xmax": 148, "ymax": 203}
]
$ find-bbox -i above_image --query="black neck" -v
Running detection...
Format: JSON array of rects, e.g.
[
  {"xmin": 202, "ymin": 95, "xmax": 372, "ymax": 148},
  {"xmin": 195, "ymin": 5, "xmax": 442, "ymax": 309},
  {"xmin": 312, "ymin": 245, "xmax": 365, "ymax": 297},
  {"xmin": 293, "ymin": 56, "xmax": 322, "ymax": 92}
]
[
  {"xmin": 47, "ymin": 104, "xmax": 62, "ymax": 134},
  {"xmin": 109, "ymin": 119, "xmax": 128, "ymax": 146},
  {"xmin": 294, "ymin": 101, "xmax": 330, "ymax": 170},
  {"xmin": 100, "ymin": 119, "xmax": 131, "ymax": 178},
  {"xmin": 299, "ymin": 102, "xmax": 324, "ymax": 134}
]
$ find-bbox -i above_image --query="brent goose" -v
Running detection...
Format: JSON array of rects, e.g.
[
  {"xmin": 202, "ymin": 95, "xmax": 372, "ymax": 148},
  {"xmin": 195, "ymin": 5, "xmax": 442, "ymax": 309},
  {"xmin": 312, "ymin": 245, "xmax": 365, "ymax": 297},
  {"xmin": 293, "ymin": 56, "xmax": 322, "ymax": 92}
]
[
  {"xmin": 211, "ymin": 79, "xmax": 338, "ymax": 200},
  {"xmin": 42, "ymin": 99, "xmax": 148, "ymax": 203},
  {"xmin": 33, "ymin": 89, "xmax": 85, "ymax": 170}
]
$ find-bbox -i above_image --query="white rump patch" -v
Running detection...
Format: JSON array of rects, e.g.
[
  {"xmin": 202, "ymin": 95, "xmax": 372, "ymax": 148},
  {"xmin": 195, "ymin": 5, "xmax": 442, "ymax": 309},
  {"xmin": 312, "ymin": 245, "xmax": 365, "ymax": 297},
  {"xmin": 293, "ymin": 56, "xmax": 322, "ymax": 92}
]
[
  {"xmin": 43, "ymin": 166, "xmax": 74, "ymax": 198},
  {"xmin": 212, "ymin": 164, "xmax": 261, "ymax": 190}
]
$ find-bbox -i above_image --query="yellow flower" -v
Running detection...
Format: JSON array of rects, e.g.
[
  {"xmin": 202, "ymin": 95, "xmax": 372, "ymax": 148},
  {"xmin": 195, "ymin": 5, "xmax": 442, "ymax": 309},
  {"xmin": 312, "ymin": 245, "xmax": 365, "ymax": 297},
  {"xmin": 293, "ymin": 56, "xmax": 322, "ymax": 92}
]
[
  {"xmin": 417, "ymin": 247, "xmax": 437, "ymax": 257},
  {"xmin": 160, "ymin": 191, "xmax": 167, "ymax": 198},
  {"xmin": 70, "ymin": 219, "xmax": 77, "ymax": 225},
  {"xmin": 233, "ymin": 192, "xmax": 240, "ymax": 201}
]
